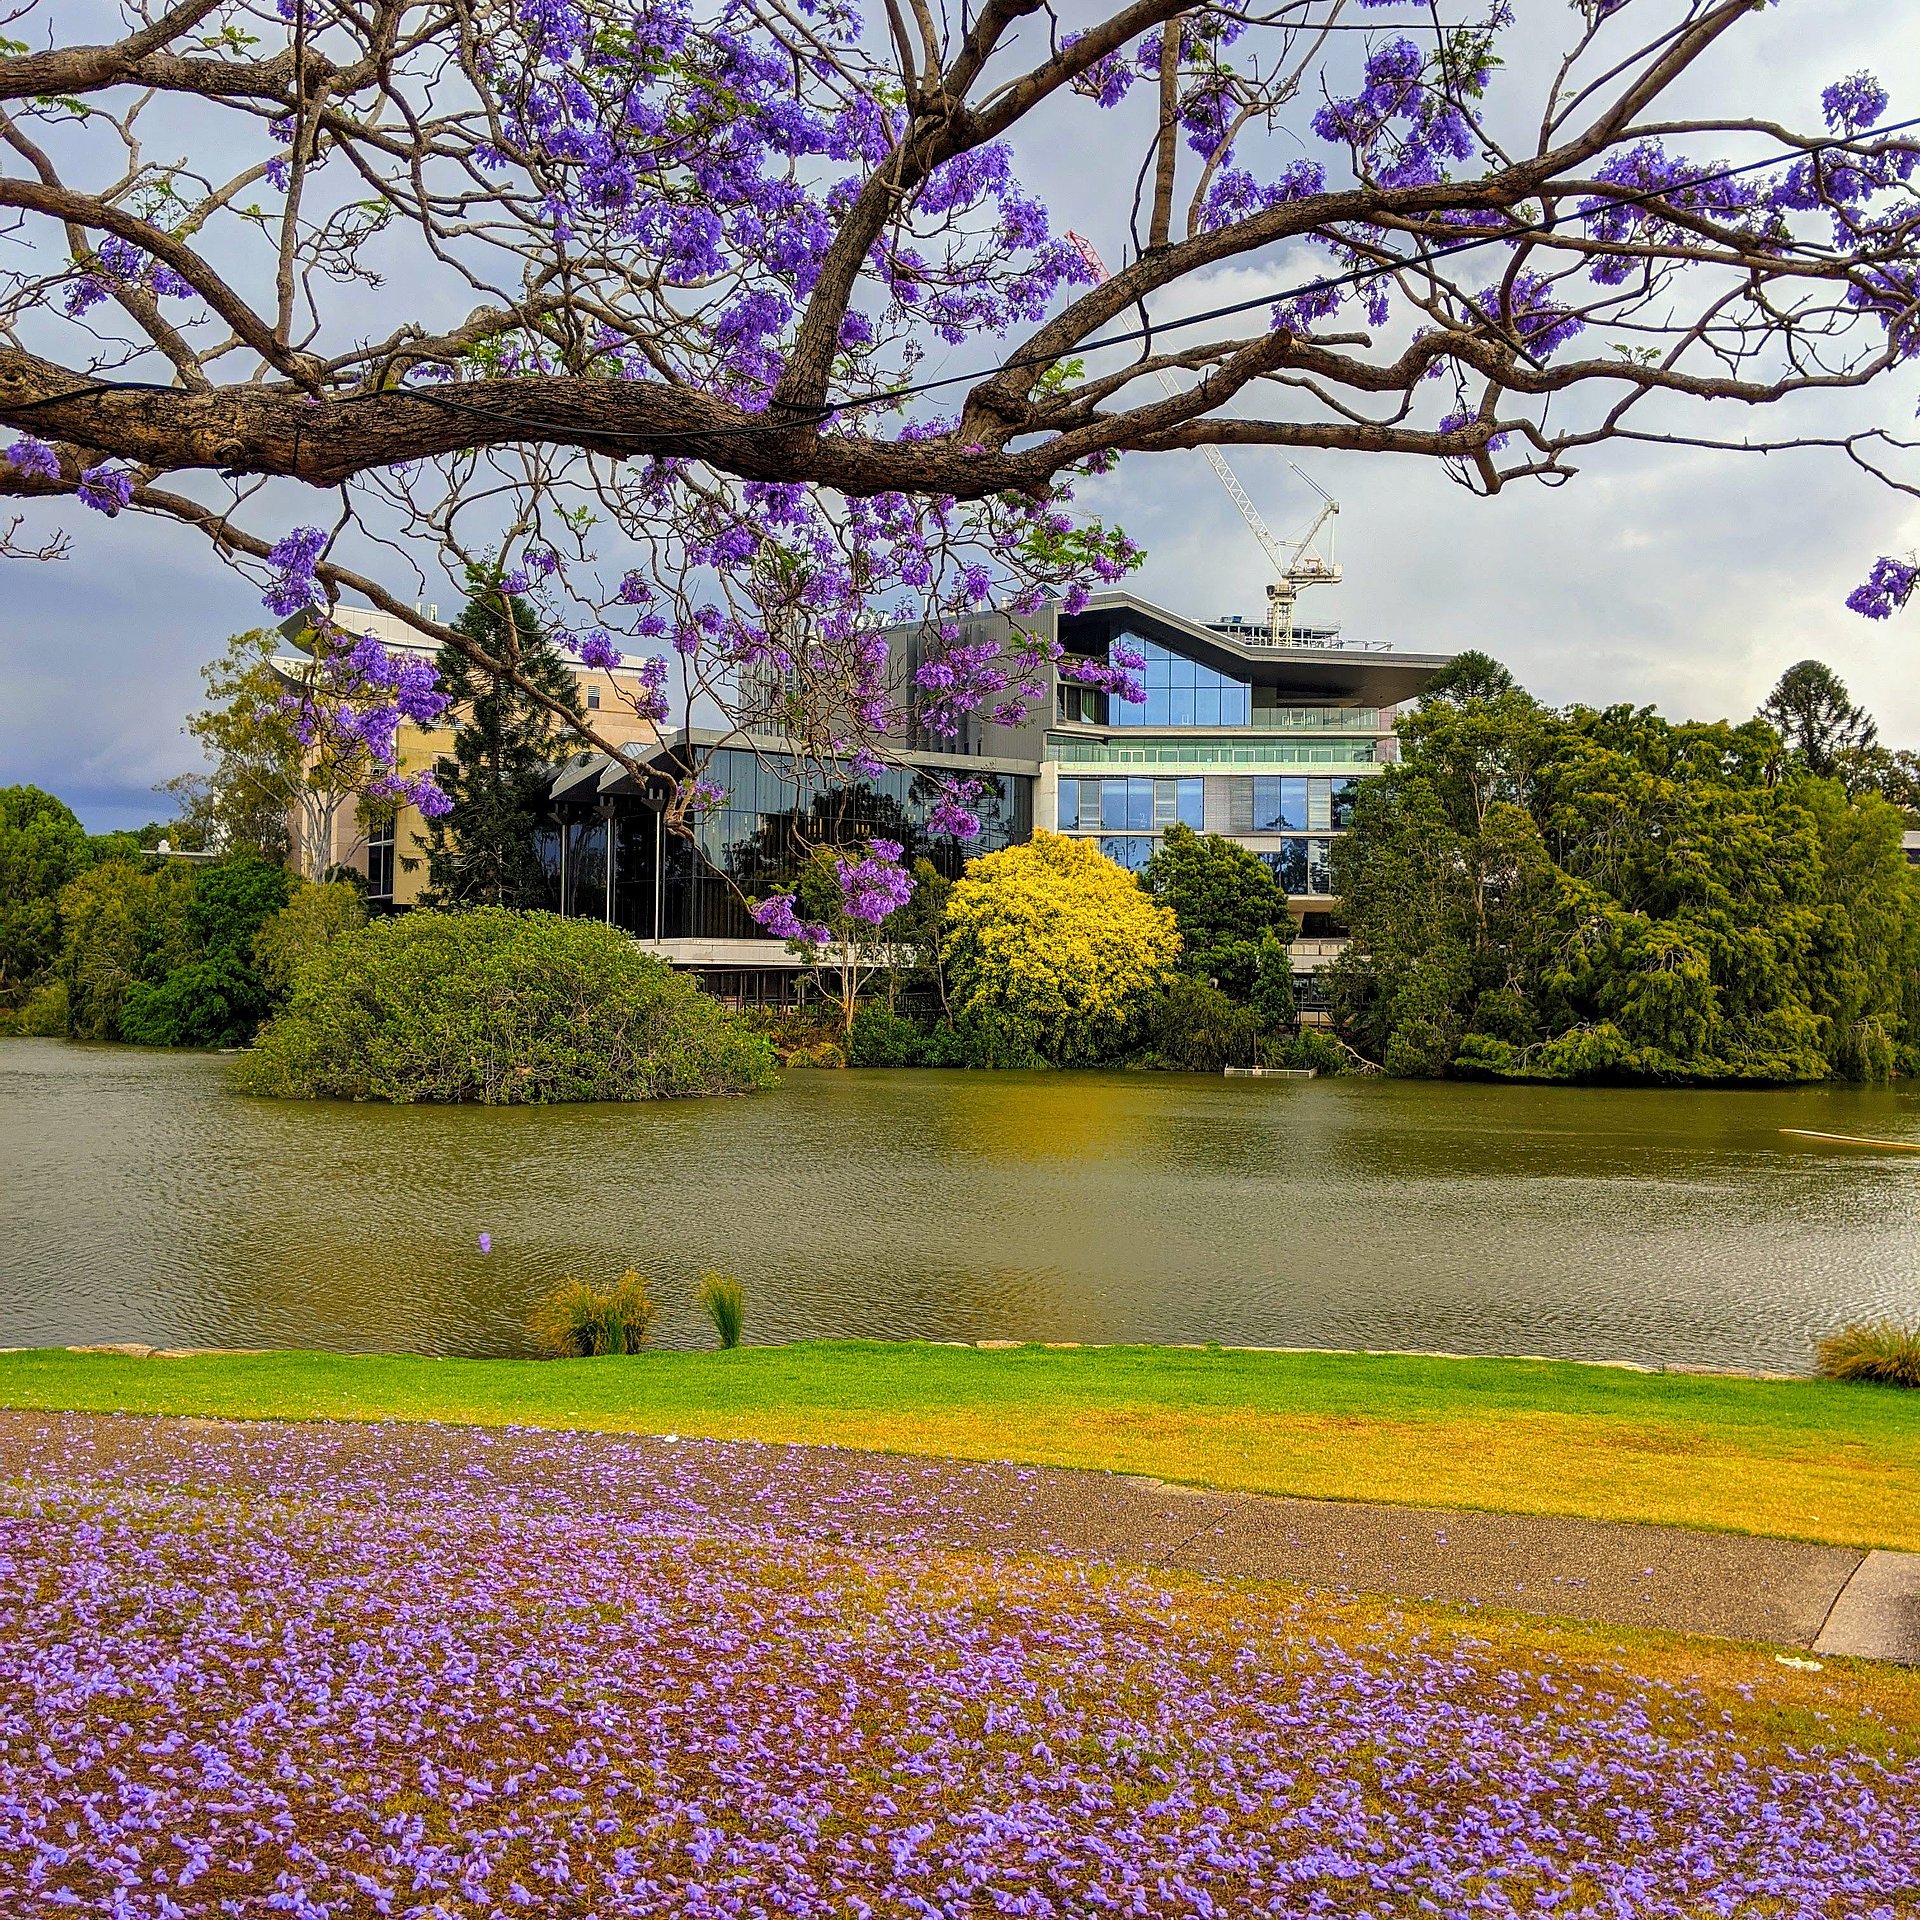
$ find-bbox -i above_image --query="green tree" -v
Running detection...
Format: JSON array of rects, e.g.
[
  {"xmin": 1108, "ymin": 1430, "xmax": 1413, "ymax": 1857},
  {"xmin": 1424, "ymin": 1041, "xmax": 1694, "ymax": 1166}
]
[
  {"xmin": 942, "ymin": 833, "xmax": 1180, "ymax": 1065},
  {"xmin": 1329, "ymin": 674, "xmax": 1920, "ymax": 1084},
  {"xmin": 254, "ymin": 881, "xmax": 370, "ymax": 997},
  {"xmin": 1758, "ymin": 660, "xmax": 1877, "ymax": 780},
  {"xmin": 1248, "ymin": 932, "xmax": 1298, "ymax": 1036},
  {"xmin": 422, "ymin": 584, "xmax": 582, "ymax": 907},
  {"xmin": 1140, "ymin": 823, "xmax": 1294, "ymax": 999},
  {"xmin": 55, "ymin": 854, "xmax": 290, "ymax": 1047},
  {"xmin": 0, "ymin": 786, "xmax": 93, "ymax": 1007},
  {"xmin": 186, "ymin": 629, "xmax": 372, "ymax": 875},
  {"xmin": 56, "ymin": 861, "xmax": 197, "ymax": 1041}
]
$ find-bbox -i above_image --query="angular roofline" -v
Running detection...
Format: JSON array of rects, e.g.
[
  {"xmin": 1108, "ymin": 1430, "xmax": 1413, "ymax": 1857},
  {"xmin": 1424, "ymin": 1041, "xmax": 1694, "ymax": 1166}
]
[{"xmin": 1063, "ymin": 591, "xmax": 1453, "ymax": 707}]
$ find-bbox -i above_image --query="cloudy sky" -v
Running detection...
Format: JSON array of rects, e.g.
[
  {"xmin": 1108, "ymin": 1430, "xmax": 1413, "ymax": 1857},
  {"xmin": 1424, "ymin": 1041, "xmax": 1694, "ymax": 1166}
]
[{"xmin": 4, "ymin": 0, "xmax": 1918, "ymax": 830}]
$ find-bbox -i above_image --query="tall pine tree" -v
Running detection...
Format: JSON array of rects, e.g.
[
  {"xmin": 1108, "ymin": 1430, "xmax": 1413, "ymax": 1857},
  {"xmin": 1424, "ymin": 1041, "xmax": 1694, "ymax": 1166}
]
[{"xmin": 421, "ymin": 581, "xmax": 584, "ymax": 908}]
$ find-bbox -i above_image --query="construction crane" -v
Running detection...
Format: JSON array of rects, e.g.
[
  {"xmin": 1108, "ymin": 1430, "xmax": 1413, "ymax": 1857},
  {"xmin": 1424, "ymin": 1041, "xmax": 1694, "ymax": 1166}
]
[{"xmin": 1066, "ymin": 232, "xmax": 1343, "ymax": 646}]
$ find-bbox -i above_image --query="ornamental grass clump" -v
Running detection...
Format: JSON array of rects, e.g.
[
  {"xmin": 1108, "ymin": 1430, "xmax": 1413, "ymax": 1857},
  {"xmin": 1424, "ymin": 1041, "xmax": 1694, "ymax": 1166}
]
[
  {"xmin": 697, "ymin": 1270, "xmax": 745, "ymax": 1348},
  {"xmin": 1815, "ymin": 1320, "xmax": 1920, "ymax": 1388},
  {"xmin": 529, "ymin": 1271, "xmax": 659, "ymax": 1357}
]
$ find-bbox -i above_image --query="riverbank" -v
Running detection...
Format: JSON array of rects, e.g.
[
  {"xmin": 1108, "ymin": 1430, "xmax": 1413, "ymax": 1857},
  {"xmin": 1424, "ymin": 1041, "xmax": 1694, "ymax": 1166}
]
[{"xmin": 5, "ymin": 1340, "xmax": 1916, "ymax": 1550}]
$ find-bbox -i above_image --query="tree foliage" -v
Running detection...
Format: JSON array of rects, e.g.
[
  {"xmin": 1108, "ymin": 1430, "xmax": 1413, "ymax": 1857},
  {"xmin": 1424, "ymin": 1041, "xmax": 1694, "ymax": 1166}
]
[
  {"xmin": 0, "ymin": 786, "xmax": 92, "ymax": 1007},
  {"xmin": 422, "ymin": 586, "xmax": 583, "ymax": 908},
  {"xmin": 1328, "ymin": 675, "xmax": 1920, "ymax": 1083},
  {"xmin": 1759, "ymin": 660, "xmax": 1878, "ymax": 781},
  {"xmin": 942, "ymin": 834, "xmax": 1179, "ymax": 1065},
  {"xmin": 1141, "ymin": 823, "xmax": 1294, "ymax": 999},
  {"xmin": 55, "ymin": 854, "xmax": 291, "ymax": 1047},
  {"xmin": 238, "ymin": 909, "xmax": 777, "ymax": 1104},
  {"xmin": 186, "ymin": 630, "xmax": 380, "ymax": 878}
]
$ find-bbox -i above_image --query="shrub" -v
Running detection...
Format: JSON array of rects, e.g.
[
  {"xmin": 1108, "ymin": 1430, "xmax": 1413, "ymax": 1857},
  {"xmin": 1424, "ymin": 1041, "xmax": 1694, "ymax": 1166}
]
[
  {"xmin": 1144, "ymin": 976, "xmax": 1262, "ymax": 1071},
  {"xmin": 237, "ymin": 908, "xmax": 778, "ymax": 1103},
  {"xmin": 529, "ymin": 1272, "xmax": 660, "ymax": 1357},
  {"xmin": 847, "ymin": 1001, "xmax": 925, "ymax": 1067},
  {"xmin": 3, "ymin": 980, "xmax": 67, "ymax": 1037},
  {"xmin": 56, "ymin": 859, "xmax": 198, "ymax": 1041},
  {"xmin": 697, "ymin": 1270, "xmax": 746, "ymax": 1348},
  {"xmin": 943, "ymin": 833, "xmax": 1180, "ymax": 1065},
  {"xmin": 1274, "ymin": 1026, "xmax": 1350, "ymax": 1075},
  {"xmin": 782, "ymin": 1040, "xmax": 847, "ymax": 1069},
  {"xmin": 254, "ymin": 880, "xmax": 368, "ymax": 995},
  {"xmin": 1815, "ymin": 1321, "xmax": 1920, "ymax": 1388},
  {"xmin": 918, "ymin": 1006, "xmax": 1045, "ymax": 1069}
]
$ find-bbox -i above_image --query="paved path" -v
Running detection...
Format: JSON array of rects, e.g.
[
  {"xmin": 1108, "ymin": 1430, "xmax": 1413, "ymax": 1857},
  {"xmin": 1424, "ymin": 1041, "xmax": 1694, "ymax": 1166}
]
[{"xmin": 3, "ymin": 1408, "xmax": 1915, "ymax": 1662}]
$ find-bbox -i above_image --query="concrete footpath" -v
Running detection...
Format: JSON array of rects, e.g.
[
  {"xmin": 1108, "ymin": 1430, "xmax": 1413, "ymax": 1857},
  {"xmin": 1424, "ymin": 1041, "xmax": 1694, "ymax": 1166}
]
[{"xmin": 4, "ymin": 1408, "xmax": 1916, "ymax": 1663}]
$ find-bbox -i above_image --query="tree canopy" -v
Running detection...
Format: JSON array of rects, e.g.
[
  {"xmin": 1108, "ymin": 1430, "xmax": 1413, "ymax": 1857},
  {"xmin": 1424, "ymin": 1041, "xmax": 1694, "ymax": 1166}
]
[
  {"xmin": 1141, "ymin": 823, "xmax": 1293, "ymax": 1000},
  {"xmin": 0, "ymin": 786, "xmax": 92, "ymax": 1007},
  {"xmin": 4, "ymin": 2, "xmax": 1920, "ymax": 917},
  {"xmin": 423, "ymin": 585, "xmax": 583, "ymax": 909},
  {"xmin": 1327, "ymin": 674, "xmax": 1920, "ymax": 1083},
  {"xmin": 943, "ymin": 833, "xmax": 1179, "ymax": 1065}
]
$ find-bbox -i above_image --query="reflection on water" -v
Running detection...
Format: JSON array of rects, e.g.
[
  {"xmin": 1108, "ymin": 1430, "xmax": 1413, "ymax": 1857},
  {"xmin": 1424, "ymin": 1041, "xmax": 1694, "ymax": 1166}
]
[{"xmin": 2, "ymin": 1039, "xmax": 1917, "ymax": 1370}]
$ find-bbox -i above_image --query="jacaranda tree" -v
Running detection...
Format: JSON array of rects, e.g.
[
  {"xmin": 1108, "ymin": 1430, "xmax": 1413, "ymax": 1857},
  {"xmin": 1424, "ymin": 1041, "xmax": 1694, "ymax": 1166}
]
[{"xmin": 4, "ymin": 1, "xmax": 1920, "ymax": 923}]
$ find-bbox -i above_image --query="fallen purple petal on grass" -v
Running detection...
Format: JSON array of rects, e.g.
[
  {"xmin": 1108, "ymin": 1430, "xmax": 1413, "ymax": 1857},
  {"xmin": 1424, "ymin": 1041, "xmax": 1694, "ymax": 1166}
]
[
  {"xmin": 0, "ymin": 1414, "xmax": 1913, "ymax": 1917},
  {"xmin": 477, "ymin": 1231, "xmax": 491, "ymax": 1254}
]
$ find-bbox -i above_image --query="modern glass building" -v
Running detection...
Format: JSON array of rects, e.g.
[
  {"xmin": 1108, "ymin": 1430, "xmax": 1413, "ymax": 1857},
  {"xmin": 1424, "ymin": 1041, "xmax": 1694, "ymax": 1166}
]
[{"xmin": 542, "ymin": 591, "xmax": 1452, "ymax": 1001}]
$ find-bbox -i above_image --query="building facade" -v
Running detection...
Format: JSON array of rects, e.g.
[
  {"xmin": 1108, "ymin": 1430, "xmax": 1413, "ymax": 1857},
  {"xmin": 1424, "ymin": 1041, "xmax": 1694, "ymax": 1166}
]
[
  {"xmin": 275, "ymin": 606, "xmax": 663, "ymax": 903},
  {"xmin": 542, "ymin": 591, "xmax": 1452, "ymax": 1001}
]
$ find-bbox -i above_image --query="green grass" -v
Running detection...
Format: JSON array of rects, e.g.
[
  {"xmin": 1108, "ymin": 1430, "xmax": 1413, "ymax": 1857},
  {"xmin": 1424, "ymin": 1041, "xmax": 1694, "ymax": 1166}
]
[{"xmin": 6, "ymin": 1340, "xmax": 1917, "ymax": 1549}]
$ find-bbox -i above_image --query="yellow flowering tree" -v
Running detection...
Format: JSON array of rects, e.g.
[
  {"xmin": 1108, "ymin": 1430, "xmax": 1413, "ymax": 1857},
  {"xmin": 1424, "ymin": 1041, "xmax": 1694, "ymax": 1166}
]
[{"xmin": 942, "ymin": 834, "xmax": 1180, "ymax": 1064}]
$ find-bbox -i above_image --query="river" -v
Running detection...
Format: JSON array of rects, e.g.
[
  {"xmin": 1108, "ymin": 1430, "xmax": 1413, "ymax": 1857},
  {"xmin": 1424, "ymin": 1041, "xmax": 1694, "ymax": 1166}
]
[{"xmin": 2, "ymin": 1038, "xmax": 1916, "ymax": 1370}]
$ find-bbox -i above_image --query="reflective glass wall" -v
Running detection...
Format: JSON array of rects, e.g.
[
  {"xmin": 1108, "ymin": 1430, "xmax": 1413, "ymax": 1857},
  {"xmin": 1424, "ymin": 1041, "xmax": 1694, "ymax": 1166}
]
[
  {"xmin": 548, "ymin": 748, "xmax": 1033, "ymax": 941},
  {"xmin": 1105, "ymin": 637, "xmax": 1253, "ymax": 728}
]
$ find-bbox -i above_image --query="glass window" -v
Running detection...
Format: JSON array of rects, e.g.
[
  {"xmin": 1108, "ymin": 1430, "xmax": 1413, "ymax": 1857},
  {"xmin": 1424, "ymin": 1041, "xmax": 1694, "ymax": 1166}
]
[
  {"xmin": 586, "ymin": 684, "xmax": 601, "ymax": 711},
  {"xmin": 1100, "ymin": 778, "xmax": 1128, "ymax": 830},
  {"xmin": 1308, "ymin": 778, "xmax": 1332, "ymax": 832},
  {"xmin": 1127, "ymin": 777, "xmax": 1153, "ymax": 831},
  {"xmin": 1264, "ymin": 840, "xmax": 1308, "ymax": 894},
  {"xmin": 1307, "ymin": 838, "xmax": 1334, "ymax": 895},
  {"xmin": 1099, "ymin": 835, "xmax": 1155, "ymax": 872},
  {"xmin": 1252, "ymin": 776, "xmax": 1307, "ymax": 831},
  {"xmin": 1177, "ymin": 778, "xmax": 1204, "ymax": 828},
  {"xmin": 1057, "ymin": 777, "xmax": 1079, "ymax": 832},
  {"xmin": 1107, "ymin": 636, "xmax": 1251, "ymax": 729},
  {"xmin": 366, "ymin": 819, "xmax": 395, "ymax": 902},
  {"xmin": 1331, "ymin": 778, "xmax": 1361, "ymax": 829}
]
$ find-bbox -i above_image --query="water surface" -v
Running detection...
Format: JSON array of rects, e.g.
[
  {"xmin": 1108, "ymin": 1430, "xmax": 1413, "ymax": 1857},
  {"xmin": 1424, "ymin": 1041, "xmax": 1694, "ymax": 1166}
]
[{"xmin": 2, "ymin": 1040, "xmax": 1916, "ymax": 1369}]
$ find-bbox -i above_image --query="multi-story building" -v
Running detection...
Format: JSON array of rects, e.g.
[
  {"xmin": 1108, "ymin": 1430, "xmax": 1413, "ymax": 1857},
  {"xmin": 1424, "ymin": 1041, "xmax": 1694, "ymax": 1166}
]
[
  {"xmin": 540, "ymin": 590, "xmax": 1452, "ymax": 1003},
  {"xmin": 274, "ymin": 605, "xmax": 663, "ymax": 903}
]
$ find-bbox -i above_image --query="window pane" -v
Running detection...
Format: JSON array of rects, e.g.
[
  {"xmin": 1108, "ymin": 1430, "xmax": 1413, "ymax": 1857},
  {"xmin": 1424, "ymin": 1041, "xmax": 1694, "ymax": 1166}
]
[
  {"xmin": 1099, "ymin": 834, "xmax": 1154, "ymax": 873},
  {"xmin": 1307, "ymin": 838, "xmax": 1334, "ymax": 894},
  {"xmin": 1268, "ymin": 839, "xmax": 1308, "ymax": 893},
  {"xmin": 1101, "ymin": 779, "xmax": 1127, "ymax": 830},
  {"xmin": 1057, "ymin": 778, "xmax": 1079, "ymax": 832},
  {"xmin": 1282, "ymin": 777, "xmax": 1308, "ymax": 830},
  {"xmin": 1153, "ymin": 780, "xmax": 1178, "ymax": 827},
  {"xmin": 1126, "ymin": 777, "xmax": 1154, "ymax": 830},
  {"xmin": 1252, "ymin": 776, "xmax": 1284, "ymax": 832},
  {"xmin": 1307, "ymin": 778, "xmax": 1332, "ymax": 831},
  {"xmin": 1331, "ymin": 778, "xmax": 1360, "ymax": 829},
  {"xmin": 1177, "ymin": 778, "xmax": 1204, "ymax": 828}
]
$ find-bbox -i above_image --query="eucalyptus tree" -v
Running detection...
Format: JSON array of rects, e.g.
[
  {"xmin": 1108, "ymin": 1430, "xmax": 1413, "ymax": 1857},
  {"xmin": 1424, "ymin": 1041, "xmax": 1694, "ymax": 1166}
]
[{"xmin": 5, "ymin": 0, "xmax": 1920, "ymax": 922}]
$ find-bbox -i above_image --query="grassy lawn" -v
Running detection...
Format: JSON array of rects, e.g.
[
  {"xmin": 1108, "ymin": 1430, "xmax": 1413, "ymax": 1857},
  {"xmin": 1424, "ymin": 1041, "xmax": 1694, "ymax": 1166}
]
[{"xmin": 3, "ymin": 1339, "xmax": 1916, "ymax": 1549}]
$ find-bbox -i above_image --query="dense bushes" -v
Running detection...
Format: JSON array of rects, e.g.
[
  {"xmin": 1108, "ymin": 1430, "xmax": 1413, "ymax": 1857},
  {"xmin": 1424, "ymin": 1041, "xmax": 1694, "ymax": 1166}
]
[
  {"xmin": 0, "ymin": 787, "xmax": 94, "ymax": 1010},
  {"xmin": 238, "ymin": 908, "xmax": 777, "ymax": 1103}
]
